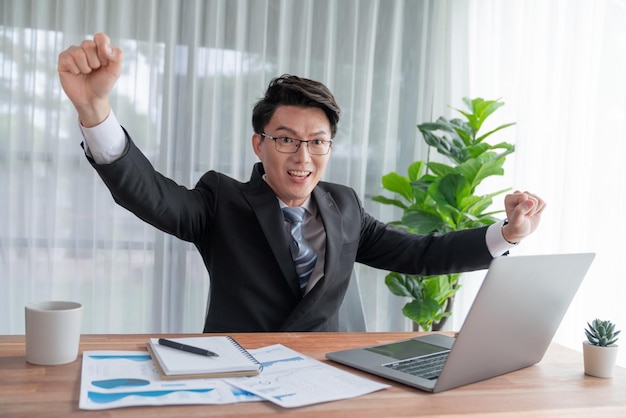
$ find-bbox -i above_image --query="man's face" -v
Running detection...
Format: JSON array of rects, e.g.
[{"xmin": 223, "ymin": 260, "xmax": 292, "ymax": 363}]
[{"xmin": 253, "ymin": 105, "xmax": 332, "ymax": 207}]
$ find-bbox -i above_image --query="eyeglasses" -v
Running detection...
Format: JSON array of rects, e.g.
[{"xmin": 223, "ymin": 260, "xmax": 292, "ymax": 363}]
[{"xmin": 260, "ymin": 132, "xmax": 333, "ymax": 155}]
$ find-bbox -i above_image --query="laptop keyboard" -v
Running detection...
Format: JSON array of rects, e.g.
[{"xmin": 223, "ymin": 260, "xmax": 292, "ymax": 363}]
[{"xmin": 383, "ymin": 351, "xmax": 450, "ymax": 380}]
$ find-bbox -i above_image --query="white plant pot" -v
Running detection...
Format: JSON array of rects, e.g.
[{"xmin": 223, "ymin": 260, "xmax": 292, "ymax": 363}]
[{"xmin": 582, "ymin": 341, "xmax": 619, "ymax": 378}]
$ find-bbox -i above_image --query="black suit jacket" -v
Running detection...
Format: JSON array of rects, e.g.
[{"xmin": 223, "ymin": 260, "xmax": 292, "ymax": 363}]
[{"xmin": 88, "ymin": 134, "xmax": 494, "ymax": 332}]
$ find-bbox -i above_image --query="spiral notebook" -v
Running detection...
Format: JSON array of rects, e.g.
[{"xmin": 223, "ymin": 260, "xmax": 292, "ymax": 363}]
[{"xmin": 147, "ymin": 336, "xmax": 262, "ymax": 379}]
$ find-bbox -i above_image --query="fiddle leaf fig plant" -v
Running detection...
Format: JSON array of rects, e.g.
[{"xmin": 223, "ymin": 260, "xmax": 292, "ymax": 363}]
[{"xmin": 373, "ymin": 97, "xmax": 515, "ymax": 331}]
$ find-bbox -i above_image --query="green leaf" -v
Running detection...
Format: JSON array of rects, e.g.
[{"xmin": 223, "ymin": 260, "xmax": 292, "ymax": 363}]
[
  {"xmin": 459, "ymin": 195, "xmax": 493, "ymax": 217},
  {"xmin": 427, "ymin": 162, "xmax": 456, "ymax": 178},
  {"xmin": 454, "ymin": 155, "xmax": 505, "ymax": 190},
  {"xmin": 402, "ymin": 297, "xmax": 441, "ymax": 331},
  {"xmin": 420, "ymin": 130, "xmax": 454, "ymax": 160},
  {"xmin": 455, "ymin": 159, "xmax": 482, "ymax": 187},
  {"xmin": 410, "ymin": 181, "xmax": 429, "ymax": 204},
  {"xmin": 432, "ymin": 174, "xmax": 470, "ymax": 207},
  {"xmin": 408, "ymin": 161, "xmax": 427, "ymax": 182},
  {"xmin": 449, "ymin": 118, "xmax": 474, "ymax": 147},
  {"xmin": 465, "ymin": 142, "xmax": 492, "ymax": 159},
  {"xmin": 418, "ymin": 119, "xmax": 466, "ymax": 164},
  {"xmin": 371, "ymin": 195, "xmax": 408, "ymax": 210},
  {"xmin": 384, "ymin": 273, "xmax": 422, "ymax": 300},
  {"xmin": 402, "ymin": 210, "xmax": 446, "ymax": 234},
  {"xmin": 381, "ymin": 172, "xmax": 412, "ymax": 202},
  {"xmin": 470, "ymin": 160, "xmax": 505, "ymax": 189},
  {"xmin": 462, "ymin": 189, "xmax": 510, "ymax": 216},
  {"xmin": 456, "ymin": 97, "xmax": 506, "ymax": 134},
  {"xmin": 475, "ymin": 122, "xmax": 516, "ymax": 143},
  {"xmin": 422, "ymin": 275, "xmax": 459, "ymax": 302}
]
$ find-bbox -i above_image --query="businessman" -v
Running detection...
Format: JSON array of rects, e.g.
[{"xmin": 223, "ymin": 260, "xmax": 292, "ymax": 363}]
[{"xmin": 58, "ymin": 33, "xmax": 545, "ymax": 332}]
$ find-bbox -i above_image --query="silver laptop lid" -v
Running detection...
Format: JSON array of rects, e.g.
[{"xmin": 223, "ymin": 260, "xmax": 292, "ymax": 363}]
[{"xmin": 434, "ymin": 252, "xmax": 595, "ymax": 392}]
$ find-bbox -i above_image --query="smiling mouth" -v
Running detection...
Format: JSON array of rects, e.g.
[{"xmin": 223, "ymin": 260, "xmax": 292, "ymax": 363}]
[{"xmin": 288, "ymin": 170, "xmax": 311, "ymax": 178}]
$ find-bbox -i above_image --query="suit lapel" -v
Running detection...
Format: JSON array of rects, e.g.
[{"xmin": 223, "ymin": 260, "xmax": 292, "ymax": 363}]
[
  {"xmin": 313, "ymin": 186, "xmax": 342, "ymax": 280},
  {"xmin": 242, "ymin": 163, "xmax": 301, "ymax": 297}
]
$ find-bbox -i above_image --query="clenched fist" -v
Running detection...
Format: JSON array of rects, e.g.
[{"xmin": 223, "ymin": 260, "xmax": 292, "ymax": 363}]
[
  {"xmin": 58, "ymin": 33, "xmax": 122, "ymax": 127},
  {"xmin": 502, "ymin": 191, "xmax": 546, "ymax": 244}
]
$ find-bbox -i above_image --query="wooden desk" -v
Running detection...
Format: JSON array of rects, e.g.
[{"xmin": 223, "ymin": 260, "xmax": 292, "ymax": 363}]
[{"xmin": 1, "ymin": 333, "xmax": 625, "ymax": 417}]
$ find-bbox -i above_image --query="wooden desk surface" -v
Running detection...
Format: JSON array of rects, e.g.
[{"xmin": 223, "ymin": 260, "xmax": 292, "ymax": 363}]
[{"xmin": 1, "ymin": 332, "xmax": 625, "ymax": 417}]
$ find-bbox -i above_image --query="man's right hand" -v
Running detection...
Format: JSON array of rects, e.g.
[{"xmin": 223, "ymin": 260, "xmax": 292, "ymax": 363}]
[{"xmin": 58, "ymin": 33, "xmax": 122, "ymax": 127}]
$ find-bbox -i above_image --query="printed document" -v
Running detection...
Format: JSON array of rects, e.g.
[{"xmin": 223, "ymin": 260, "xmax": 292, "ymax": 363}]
[
  {"xmin": 79, "ymin": 351, "xmax": 261, "ymax": 410},
  {"xmin": 227, "ymin": 344, "xmax": 390, "ymax": 408},
  {"xmin": 79, "ymin": 345, "xmax": 389, "ymax": 410}
]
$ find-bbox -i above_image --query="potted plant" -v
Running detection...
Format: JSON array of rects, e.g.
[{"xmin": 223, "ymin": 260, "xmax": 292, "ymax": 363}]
[
  {"xmin": 372, "ymin": 97, "xmax": 515, "ymax": 331},
  {"xmin": 583, "ymin": 319, "xmax": 621, "ymax": 378}
]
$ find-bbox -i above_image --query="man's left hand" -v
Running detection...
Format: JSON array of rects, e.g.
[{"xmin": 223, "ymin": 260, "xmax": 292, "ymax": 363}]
[{"xmin": 502, "ymin": 191, "xmax": 546, "ymax": 243}]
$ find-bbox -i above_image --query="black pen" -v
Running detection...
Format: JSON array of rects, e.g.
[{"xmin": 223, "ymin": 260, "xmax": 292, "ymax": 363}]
[{"xmin": 157, "ymin": 338, "xmax": 219, "ymax": 357}]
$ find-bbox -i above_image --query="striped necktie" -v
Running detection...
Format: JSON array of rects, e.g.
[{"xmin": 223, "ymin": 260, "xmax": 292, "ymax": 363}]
[{"xmin": 282, "ymin": 207, "xmax": 318, "ymax": 295}]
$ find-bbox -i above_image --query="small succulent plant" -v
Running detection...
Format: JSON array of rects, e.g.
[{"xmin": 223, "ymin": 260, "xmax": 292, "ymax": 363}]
[{"xmin": 585, "ymin": 319, "xmax": 621, "ymax": 347}]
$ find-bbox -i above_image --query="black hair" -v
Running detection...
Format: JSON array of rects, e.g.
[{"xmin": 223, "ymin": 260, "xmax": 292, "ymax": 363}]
[{"xmin": 252, "ymin": 74, "xmax": 341, "ymax": 138}]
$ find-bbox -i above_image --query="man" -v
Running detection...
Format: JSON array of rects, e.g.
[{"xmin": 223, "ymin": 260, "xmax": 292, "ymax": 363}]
[{"xmin": 58, "ymin": 33, "xmax": 545, "ymax": 332}]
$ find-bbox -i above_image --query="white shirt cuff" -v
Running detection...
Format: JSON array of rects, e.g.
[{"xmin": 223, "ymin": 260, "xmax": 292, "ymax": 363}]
[
  {"xmin": 486, "ymin": 220, "xmax": 518, "ymax": 257},
  {"xmin": 79, "ymin": 110, "xmax": 127, "ymax": 164}
]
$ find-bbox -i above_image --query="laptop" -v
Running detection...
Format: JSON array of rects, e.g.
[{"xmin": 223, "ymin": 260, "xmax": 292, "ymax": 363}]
[{"xmin": 326, "ymin": 253, "xmax": 595, "ymax": 393}]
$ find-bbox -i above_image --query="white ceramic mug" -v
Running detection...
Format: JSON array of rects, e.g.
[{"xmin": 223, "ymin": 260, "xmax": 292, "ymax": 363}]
[{"xmin": 25, "ymin": 301, "xmax": 83, "ymax": 366}]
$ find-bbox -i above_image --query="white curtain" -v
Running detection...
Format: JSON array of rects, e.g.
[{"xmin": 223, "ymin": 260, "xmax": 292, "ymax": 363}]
[
  {"xmin": 1, "ymin": 0, "xmax": 459, "ymax": 334},
  {"xmin": 451, "ymin": 0, "xmax": 626, "ymax": 367}
]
